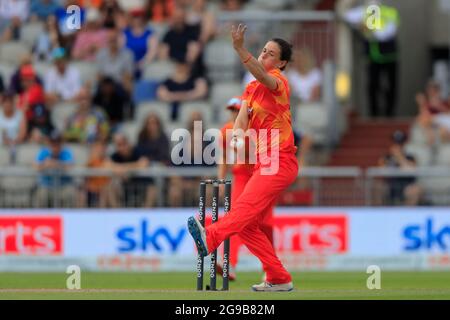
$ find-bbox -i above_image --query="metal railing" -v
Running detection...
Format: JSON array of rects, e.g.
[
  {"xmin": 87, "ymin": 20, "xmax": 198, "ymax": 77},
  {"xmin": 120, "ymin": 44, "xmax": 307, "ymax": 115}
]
[{"xmin": 2, "ymin": 165, "xmax": 449, "ymax": 208}]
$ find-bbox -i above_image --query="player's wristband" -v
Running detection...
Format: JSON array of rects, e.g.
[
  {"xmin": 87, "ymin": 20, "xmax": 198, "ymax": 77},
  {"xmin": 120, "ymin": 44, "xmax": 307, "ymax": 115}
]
[{"xmin": 243, "ymin": 54, "xmax": 252, "ymax": 64}]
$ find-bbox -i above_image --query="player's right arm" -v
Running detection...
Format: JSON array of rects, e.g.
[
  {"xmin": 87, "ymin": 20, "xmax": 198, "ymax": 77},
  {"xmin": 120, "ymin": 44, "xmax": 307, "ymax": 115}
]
[{"xmin": 233, "ymin": 100, "xmax": 248, "ymax": 133}]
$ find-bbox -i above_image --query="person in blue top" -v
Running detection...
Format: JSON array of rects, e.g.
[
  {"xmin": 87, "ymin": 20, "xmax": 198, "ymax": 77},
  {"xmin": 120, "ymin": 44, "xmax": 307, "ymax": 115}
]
[
  {"xmin": 30, "ymin": 0, "xmax": 61, "ymax": 22},
  {"xmin": 33, "ymin": 130, "xmax": 76, "ymax": 207},
  {"xmin": 123, "ymin": 9, "xmax": 158, "ymax": 79}
]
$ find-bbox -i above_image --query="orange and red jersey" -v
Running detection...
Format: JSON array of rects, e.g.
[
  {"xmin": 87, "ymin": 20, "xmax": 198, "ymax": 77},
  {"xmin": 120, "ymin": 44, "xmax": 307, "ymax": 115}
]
[
  {"xmin": 220, "ymin": 121, "xmax": 254, "ymax": 177},
  {"xmin": 242, "ymin": 69, "xmax": 297, "ymax": 158}
]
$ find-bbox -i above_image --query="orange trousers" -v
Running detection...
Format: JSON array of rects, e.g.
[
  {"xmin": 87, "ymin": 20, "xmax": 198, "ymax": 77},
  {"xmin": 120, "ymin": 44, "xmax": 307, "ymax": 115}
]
[
  {"xmin": 227, "ymin": 170, "xmax": 274, "ymax": 268},
  {"xmin": 207, "ymin": 152, "xmax": 298, "ymax": 284}
]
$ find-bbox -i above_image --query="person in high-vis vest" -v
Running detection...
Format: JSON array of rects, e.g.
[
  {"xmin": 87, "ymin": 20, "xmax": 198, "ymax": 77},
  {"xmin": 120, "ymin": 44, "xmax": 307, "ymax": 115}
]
[{"xmin": 344, "ymin": 0, "xmax": 400, "ymax": 117}]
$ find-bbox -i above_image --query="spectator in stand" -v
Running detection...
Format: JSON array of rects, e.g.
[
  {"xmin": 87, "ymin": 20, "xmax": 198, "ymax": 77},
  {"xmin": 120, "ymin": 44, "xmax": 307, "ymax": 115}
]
[
  {"xmin": 106, "ymin": 133, "xmax": 150, "ymax": 207},
  {"xmin": 158, "ymin": 6, "xmax": 201, "ymax": 75},
  {"xmin": 186, "ymin": 0, "xmax": 216, "ymax": 46},
  {"xmin": 0, "ymin": 92, "xmax": 27, "ymax": 147},
  {"xmin": 76, "ymin": 0, "xmax": 103, "ymax": 9},
  {"xmin": 415, "ymin": 81, "xmax": 450, "ymax": 145},
  {"xmin": 378, "ymin": 130, "xmax": 422, "ymax": 206},
  {"xmin": 14, "ymin": 65, "xmax": 52, "ymax": 144},
  {"xmin": 44, "ymin": 47, "xmax": 83, "ymax": 106},
  {"xmin": 144, "ymin": 0, "xmax": 175, "ymax": 24},
  {"xmin": 30, "ymin": 0, "xmax": 60, "ymax": 22},
  {"xmin": 168, "ymin": 111, "xmax": 214, "ymax": 206},
  {"xmin": 156, "ymin": 58, "xmax": 208, "ymax": 120},
  {"xmin": 123, "ymin": 8, "xmax": 159, "ymax": 79},
  {"xmin": 15, "ymin": 64, "xmax": 53, "ymax": 143},
  {"xmin": 93, "ymin": 77, "xmax": 132, "ymax": 129},
  {"xmin": 287, "ymin": 48, "xmax": 322, "ymax": 103},
  {"xmin": 71, "ymin": 8, "xmax": 109, "ymax": 62},
  {"xmin": 79, "ymin": 140, "xmax": 114, "ymax": 207},
  {"xmin": 0, "ymin": 0, "xmax": 29, "ymax": 42},
  {"xmin": 432, "ymin": 95, "xmax": 450, "ymax": 144},
  {"xmin": 96, "ymin": 27, "xmax": 134, "ymax": 94},
  {"xmin": 63, "ymin": 87, "xmax": 110, "ymax": 144},
  {"xmin": 33, "ymin": 130, "xmax": 76, "ymax": 207},
  {"xmin": 9, "ymin": 54, "xmax": 43, "ymax": 95},
  {"xmin": 220, "ymin": 0, "xmax": 248, "ymax": 11},
  {"xmin": 34, "ymin": 14, "xmax": 65, "ymax": 62},
  {"xmin": 16, "ymin": 65, "xmax": 46, "ymax": 114},
  {"xmin": 0, "ymin": 75, "xmax": 4, "ymax": 95},
  {"xmin": 99, "ymin": 0, "xmax": 127, "ymax": 29},
  {"xmin": 134, "ymin": 113, "xmax": 171, "ymax": 207}
]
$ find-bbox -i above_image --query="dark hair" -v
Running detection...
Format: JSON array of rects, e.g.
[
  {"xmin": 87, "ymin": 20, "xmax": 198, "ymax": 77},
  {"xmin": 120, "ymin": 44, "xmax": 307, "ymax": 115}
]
[
  {"xmin": 138, "ymin": 113, "xmax": 164, "ymax": 142},
  {"xmin": 271, "ymin": 38, "xmax": 293, "ymax": 71},
  {"xmin": 392, "ymin": 130, "xmax": 407, "ymax": 145}
]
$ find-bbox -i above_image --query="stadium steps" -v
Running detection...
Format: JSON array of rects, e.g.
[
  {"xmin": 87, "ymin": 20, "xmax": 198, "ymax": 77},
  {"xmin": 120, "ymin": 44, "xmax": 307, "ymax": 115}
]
[
  {"xmin": 327, "ymin": 117, "xmax": 413, "ymax": 169},
  {"xmin": 319, "ymin": 117, "xmax": 413, "ymax": 206}
]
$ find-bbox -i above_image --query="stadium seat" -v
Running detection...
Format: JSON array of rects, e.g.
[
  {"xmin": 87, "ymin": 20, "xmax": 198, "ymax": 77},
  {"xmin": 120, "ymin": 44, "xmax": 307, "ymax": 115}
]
[
  {"xmin": 133, "ymin": 79, "xmax": 159, "ymax": 105},
  {"xmin": 143, "ymin": 60, "xmax": 175, "ymax": 82},
  {"xmin": 33, "ymin": 62, "xmax": 52, "ymax": 79},
  {"xmin": 66, "ymin": 144, "xmax": 89, "ymax": 168},
  {"xmin": 0, "ymin": 146, "xmax": 10, "ymax": 166},
  {"xmin": 179, "ymin": 101, "xmax": 213, "ymax": 125},
  {"xmin": 21, "ymin": 21, "xmax": 44, "ymax": 48},
  {"xmin": 120, "ymin": 121, "xmax": 140, "ymax": 145},
  {"xmin": 0, "ymin": 41, "xmax": 30, "ymax": 65},
  {"xmin": 16, "ymin": 143, "xmax": 42, "ymax": 166},
  {"xmin": 117, "ymin": 0, "xmax": 144, "ymax": 12},
  {"xmin": 0, "ymin": 173, "xmax": 36, "ymax": 208},
  {"xmin": 295, "ymin": 102, "xmax": 329, "ymax": 145},
  {"xmin": 70, "ymin": 61, "xmax": 98, "ymax": 85},
  {"xmin": 435, "ymin": 145, "xmax": 450, "ymax": 166},
  {"xmin": 248, "ymin": 0, "xmax": 292, "ymax": 10},
  {"xmin": 404, "ymin": 143, "xmax": 432, "ymax": 167},
  {"xmin": 2, "ymin": 144, "xmax": 41, "ymax": 207},
  {"xmin": 149, "ymin": 23, "xmax": 169, "ymax": 41},
  {"xmin": 164, "ymin": 122, "xmax": 183, "ymax": 143},
  {"xmin": 409, "ymin": 123, "xmax": 429, "ymax": 145},
  {"xmin": 135, "ymin": 101, "xmax": 172, "ymax": 125},
  {"xmin": 204, "ymin": 40, "xmax": 240, "ymax": 82},
  {"xmin": 51, "ymin": 103, "xmax": 78, "ymax": 131},
  {"xmin": 210, "ymin": 82, "xmax": 243, "ymax": 123},
  {"xmin": 419, "ymin": 176, "xmax": 450, "ymax": 206},
  {"xmin": 0, "ymin": 63, "xmax": 15, "ymax": 87}
]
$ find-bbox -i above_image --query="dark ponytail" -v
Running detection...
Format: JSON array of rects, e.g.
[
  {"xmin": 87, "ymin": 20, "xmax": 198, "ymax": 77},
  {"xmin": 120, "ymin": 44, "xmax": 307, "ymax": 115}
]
[{"xmin": 271, "ymin": 38, "xmax": 293, "ymax": 70}]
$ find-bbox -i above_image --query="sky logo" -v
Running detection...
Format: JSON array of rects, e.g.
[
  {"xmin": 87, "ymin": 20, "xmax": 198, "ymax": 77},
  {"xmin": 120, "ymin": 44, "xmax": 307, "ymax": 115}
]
[
  {"xmin": 116, "ymin": 220, "xmax": 186, "ymax": 253},
  {"xmin": 403, "ymin": 218, "xmax": 450, "ymax": 251}
]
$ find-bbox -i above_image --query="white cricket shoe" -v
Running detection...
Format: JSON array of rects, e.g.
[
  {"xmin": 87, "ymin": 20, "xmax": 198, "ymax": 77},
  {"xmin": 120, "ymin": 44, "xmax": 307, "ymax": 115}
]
[{"xmin": 251, "ymin": 281, "xmax": 294, "ymax": 292}]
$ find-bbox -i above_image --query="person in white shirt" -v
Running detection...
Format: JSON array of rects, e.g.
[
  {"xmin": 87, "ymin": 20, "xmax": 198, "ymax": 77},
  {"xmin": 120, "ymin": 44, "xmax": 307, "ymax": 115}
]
[
  {"xmin": 0, "ymin": 92, "xmax": 27, "ymax": 147},
  {"xmin": 0, "ymin": 0, "xmax": 29, "ymax": 42},
  {"xmin": 44, "ymin": 47, "xmax": 82, "ymax": 106},
  {"xmin": 286, "ymin": 48, "xmax": 322, "ymax": 103},
  {"xmin": 0, "ymin": 0, "xmax": 29, "ymax": 22}
]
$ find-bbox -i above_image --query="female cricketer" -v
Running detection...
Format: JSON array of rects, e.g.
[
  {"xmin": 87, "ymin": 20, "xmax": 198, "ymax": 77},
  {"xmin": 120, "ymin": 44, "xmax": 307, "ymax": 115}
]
[
  {"xmin": 217, "ymin": 96, "xmax": 276, "ymax": 282},
  {"xmin": 188, "ymin": 24, "xmax": 298, "ymax": 292}
]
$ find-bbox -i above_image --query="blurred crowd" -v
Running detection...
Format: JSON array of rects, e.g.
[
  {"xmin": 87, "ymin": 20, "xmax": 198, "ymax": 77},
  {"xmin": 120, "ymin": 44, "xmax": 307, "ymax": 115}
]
[{"xmin": 0, "ymin": 0, "xmax": 318, "ymax": 208}]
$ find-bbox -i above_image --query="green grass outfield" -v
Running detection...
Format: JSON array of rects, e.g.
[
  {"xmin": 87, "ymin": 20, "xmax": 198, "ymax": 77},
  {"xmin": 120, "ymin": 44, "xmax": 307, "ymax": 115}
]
[{"xmin": 0, "ymin": 271, "xmax": 449, "ymax": 300}]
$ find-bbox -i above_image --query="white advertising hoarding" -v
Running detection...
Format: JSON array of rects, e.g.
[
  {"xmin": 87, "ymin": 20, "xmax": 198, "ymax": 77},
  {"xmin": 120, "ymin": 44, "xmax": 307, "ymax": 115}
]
[{"xmin": 0, "ymin": 208, "xmax": 449, "ymax": 271}]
